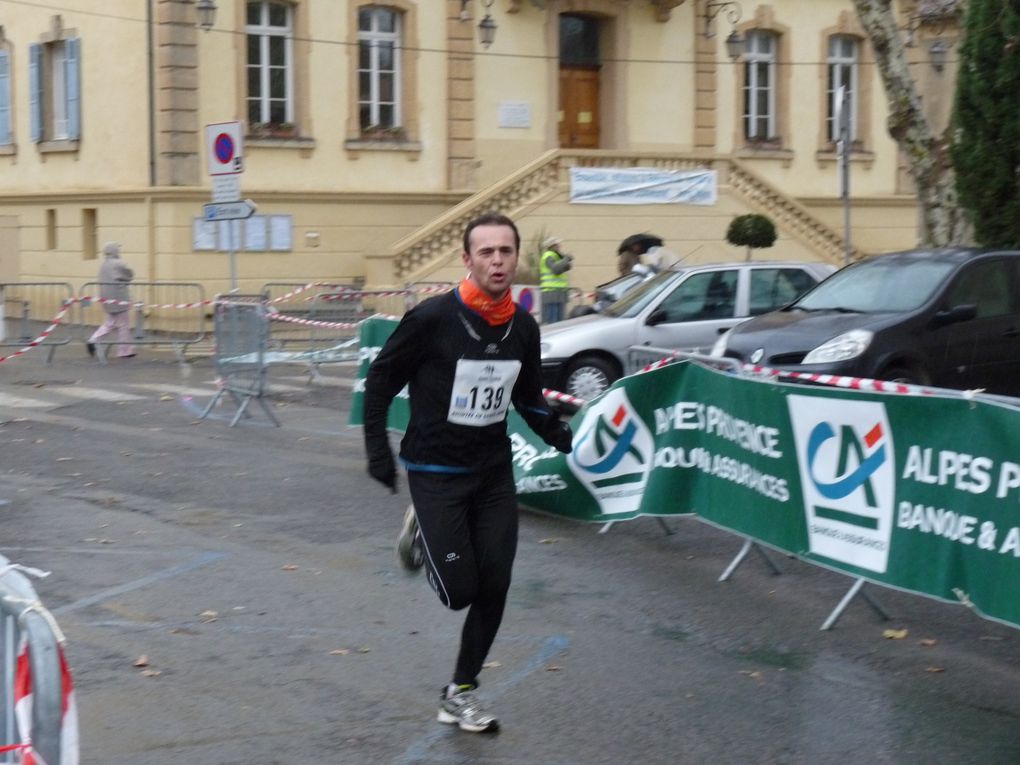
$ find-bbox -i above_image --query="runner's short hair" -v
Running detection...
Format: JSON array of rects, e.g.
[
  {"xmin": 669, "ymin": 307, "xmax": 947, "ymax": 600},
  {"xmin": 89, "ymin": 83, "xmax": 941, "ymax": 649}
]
[{"xmin": 463, "ymin": 212, "xmax": 521, "ymax": 255}]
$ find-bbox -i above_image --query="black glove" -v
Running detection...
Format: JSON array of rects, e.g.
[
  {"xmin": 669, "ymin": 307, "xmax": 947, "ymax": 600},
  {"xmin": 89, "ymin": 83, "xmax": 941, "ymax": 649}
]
[
  {"xmin": 545, "ymin": 420, "xmax": 574, "ymax": 454},
  {"xmin": 366, "ymin": 440, "xmax": 398, "ymax": 493}
]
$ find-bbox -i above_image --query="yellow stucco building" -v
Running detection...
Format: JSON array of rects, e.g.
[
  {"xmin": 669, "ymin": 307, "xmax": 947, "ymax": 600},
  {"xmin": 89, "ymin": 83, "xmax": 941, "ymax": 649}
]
[{"xmin": 0, "ymin": 0, "xmax": 958, "ymax": 295}]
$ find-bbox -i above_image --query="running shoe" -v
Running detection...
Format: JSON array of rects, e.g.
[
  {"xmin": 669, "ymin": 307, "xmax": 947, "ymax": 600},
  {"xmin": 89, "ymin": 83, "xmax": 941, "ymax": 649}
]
[
  {"xmin": 437, "ymin": 685, "xmax": 499, "ymax": 733},
  {"xmin": 396, "ymin": 504, "xmax": 424, "ymax": 572}
]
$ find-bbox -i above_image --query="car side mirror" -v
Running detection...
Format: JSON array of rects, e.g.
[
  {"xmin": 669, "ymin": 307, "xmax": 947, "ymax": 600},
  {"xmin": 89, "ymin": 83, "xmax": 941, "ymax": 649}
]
[
  {"xmin": 646, "ymin": 308, "xmax": 668, "ymax": 326},
  {"xmin": 933, "ymin": 303, "xmax": 977, "ymax": 327}
]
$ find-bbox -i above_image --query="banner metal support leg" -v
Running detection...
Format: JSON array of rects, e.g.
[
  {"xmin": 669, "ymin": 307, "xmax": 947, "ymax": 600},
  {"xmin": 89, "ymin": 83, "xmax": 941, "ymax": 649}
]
[
  {"xmin": 256, "ymin": 396, "xmax": 281, "ymax": 427},
  {"xmin": 719, "ymin": 538, "xmax": 782, "ymax": 582},
  {"xmin": 199, "ymin": 389, "xmax": 225, "ymax": 419},
  {"xmin": 598, "ymin": 517, "xmax": 674, "ymax": 536},
  {"xmin": 820, "ymin": 577, "xmax": 891, "ymax": 631}
]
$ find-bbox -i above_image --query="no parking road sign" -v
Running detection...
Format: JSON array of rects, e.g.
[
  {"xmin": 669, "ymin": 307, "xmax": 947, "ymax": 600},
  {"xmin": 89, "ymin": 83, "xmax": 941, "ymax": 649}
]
[{"xmin": 205, "ymin": 121, "xmax": 244, "ymax": 176}]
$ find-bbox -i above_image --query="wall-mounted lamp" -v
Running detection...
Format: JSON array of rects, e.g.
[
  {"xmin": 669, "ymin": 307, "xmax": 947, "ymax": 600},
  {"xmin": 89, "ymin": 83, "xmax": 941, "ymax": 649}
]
[
  {"xmin": 702, "ymin": 0, "xmax": 745, "ymax": 59},
  {"xmin": 196, "ymin": 0, "xmax": 217, "ymax": 31},
  {"xmin": 929, "ymin": 38, "xmax": 949, "ymax": 73},
  {"xmin": 460, "ymin": 0, "xmax": 498, "ymax": 49}
]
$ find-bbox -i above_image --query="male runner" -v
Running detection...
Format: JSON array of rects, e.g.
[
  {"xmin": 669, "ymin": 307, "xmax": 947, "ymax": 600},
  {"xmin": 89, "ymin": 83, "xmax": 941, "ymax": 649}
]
[{"xmin": 363, "ymin": 212, "xmax": 573, "ymax": 733}]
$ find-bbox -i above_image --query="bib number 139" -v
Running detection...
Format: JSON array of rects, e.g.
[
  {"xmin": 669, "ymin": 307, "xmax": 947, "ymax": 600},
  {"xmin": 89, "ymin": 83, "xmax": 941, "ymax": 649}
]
[
  {"xmin": 448, "ymin": 359, "xmax": 521, "ymax": 427},
  {"xmin": 468, "ymin": 385, "xmax": 504, "ymax": 411}
]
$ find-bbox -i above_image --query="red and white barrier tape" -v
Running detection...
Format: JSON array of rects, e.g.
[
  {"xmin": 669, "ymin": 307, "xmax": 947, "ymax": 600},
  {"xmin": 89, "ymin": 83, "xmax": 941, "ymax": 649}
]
[
  {"xmin": 637, "ymin": 351, "xmax": 937, "ymax": 397},
  {"xmin": 0, "ymin": 300, "xmax": 74, "ymax": 364},
  {"xmin": 267, "ymin": 312, "xmax": 361, "ymax": 330},
  {"xmin": 543, "ymin": 388, "xmax": 586, "ymax": 408},
  {"xmin": 740, "ymin": 363, "xmax": 937, "ymax": 396}
]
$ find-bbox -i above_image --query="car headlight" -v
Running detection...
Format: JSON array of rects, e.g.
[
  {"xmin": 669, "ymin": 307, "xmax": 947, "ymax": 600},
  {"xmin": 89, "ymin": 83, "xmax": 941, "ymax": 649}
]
[
  {"xmin": 710, "ymin": 331, "xmax": 729, "ymax": 358},
  {"xmin": 802, "ymin": 329, "xmax": 873, "ymax": 364}
]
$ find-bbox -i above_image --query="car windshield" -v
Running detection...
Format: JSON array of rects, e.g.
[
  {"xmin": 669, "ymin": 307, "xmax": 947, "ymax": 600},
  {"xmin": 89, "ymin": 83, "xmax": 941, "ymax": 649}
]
[
  {"xmin": 604, "ymin": 270, "xmax": 681, "ymax": 318},
  {"xmin": 795, "ymin": 258, "xmax": 957, "ymax": 313},
  {"xmin": 598, "ymin": 274, "xmax": 643, "ymax": 301}
]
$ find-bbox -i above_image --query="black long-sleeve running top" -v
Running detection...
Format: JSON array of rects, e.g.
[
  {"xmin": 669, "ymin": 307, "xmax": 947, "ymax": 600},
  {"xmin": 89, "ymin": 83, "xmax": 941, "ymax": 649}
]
[{"xmin": 363, "ymin": 290, "xmax": 561, "ymax": 472}]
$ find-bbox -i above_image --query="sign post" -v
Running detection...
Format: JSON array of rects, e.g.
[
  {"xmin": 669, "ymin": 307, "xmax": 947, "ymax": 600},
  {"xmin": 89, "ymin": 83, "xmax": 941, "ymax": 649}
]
[
  {"xmin": 835, "ymin": 86, "xmax": 852, "ymax": 266},
  {"xmin": 204, "ymin": 121, "xmax": 246, "ymax": 290}
]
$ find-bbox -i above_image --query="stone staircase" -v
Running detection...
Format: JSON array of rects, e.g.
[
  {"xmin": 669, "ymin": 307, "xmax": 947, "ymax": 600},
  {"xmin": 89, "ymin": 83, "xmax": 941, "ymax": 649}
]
[{"xmin": 367, "ymin": 149, "xmax": 851, "ymax": 288}]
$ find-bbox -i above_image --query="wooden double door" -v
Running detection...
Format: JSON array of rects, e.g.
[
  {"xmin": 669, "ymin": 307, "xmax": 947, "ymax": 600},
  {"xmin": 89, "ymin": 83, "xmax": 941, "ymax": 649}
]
[{"xmin": 559, "ymin": 66, "xmax": 600, "ymax": 149}]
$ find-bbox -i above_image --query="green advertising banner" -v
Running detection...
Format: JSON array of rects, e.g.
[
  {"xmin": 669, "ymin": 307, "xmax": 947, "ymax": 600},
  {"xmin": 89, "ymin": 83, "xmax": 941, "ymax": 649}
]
[
  {"xmin": 349, "ymin": 316, "xmax": 409, "ymax": 430},
  {"xmin": 351, "ymin": 317, "xmax": 1020, "ymax": 628}
]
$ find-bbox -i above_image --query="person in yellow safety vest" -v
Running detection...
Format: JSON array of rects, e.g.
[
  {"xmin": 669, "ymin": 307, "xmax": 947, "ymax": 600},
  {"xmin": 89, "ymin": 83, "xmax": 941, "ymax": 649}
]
[{"xmin": 539, "ymin": 236, "xmax": 573, "ymax": 324}]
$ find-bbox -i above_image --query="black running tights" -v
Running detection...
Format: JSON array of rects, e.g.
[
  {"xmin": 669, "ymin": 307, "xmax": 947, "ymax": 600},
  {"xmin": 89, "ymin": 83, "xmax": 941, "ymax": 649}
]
[{"xmin": 407, "ymin": 463, "xmax": 519, "ymax": 688}]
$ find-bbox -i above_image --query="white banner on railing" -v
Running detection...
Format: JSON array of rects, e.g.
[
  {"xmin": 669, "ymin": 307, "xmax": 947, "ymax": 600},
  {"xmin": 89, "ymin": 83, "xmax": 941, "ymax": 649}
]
[{"xmin": 569, "ymin": 167, "xmax": 717, "ymax": 206}]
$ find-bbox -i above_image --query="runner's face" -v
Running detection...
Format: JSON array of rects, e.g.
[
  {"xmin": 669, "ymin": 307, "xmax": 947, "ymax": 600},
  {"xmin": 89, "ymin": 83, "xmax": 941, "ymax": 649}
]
[{"xmin": 463, "ymin": 224, "xmax": 518, "ymax": 299}]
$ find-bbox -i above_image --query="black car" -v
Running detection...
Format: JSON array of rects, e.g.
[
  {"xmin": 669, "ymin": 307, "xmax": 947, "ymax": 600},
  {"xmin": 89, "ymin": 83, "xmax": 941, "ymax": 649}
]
[{"xmin": 712, "ymin": 248, "xmax": 1020, "ymax": 396}]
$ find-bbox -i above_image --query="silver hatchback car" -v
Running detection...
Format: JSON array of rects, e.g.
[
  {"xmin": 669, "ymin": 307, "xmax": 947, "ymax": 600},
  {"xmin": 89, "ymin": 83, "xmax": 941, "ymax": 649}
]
[{"xmin": 540, "ymin": 260, "xmax": 836, "ymax": 399}]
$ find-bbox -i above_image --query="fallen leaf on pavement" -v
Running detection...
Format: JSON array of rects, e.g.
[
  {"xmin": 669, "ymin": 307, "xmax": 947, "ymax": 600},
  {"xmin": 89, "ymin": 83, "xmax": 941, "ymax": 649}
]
[
  {"xmin": 281, "ymin": 564, "xmax": 299, "ymax": 571},
  {"xmin": 883, "ymin": 628, "xmax": 909, "ymax": 640},
  {"xmin": 925, "ymin": 666, "xmax": 945, "ymax": 673},
  {"xmin": 919, "ymin": 638, "xmax": 937, "ymax": 647},
  {"xmin": 133, "ymin": 655, "xmax": 150, "ymax": 667},
  {"xmin": 330, "ymin": 649, "xmax": 351, "ymax": 656},
  {"xmin": 545, "ymin": 665, "xmax": 562, "ymax": 672},
  {"xmin": 159, "ymin": 394, "xmax": 175, "ymax": 401},
  {"xmin": 482, "ymin": 661, "xmax": 502, "ymax": 669},
  {"xmin": 140, "ymin": 669, "xmax": 162, "ymax": 677}
]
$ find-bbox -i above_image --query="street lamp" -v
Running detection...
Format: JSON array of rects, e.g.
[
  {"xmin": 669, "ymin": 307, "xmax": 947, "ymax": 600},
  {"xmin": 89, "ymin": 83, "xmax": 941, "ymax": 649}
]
[
  {"xmin": 702, "ymin": 0, "xmax": 745, "ymax": 59},
  {"xmin": 929, "ymin": 39, "xmax": 948, "ymax": 73},
  {"xmin": 460, "ymin": 0, "xmax": 498, "ymax": 49},
  {"xmin": 724, "ymin": 30, "xmax": 745, "ymax": 60},
  {"xmin": 196, "ymin": 0, "xmax": 217, "ymax": 32}
]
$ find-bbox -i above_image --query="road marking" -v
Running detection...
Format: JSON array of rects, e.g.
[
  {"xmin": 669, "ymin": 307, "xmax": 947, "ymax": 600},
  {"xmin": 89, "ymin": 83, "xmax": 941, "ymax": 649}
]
[
  {"xmin": 130, "ymin": 382, "xmax": 219, "ymax": 397},
  {"xmin": 53, "ymin": 551, "xmax": 228, "ymax": 615},
  {"xmin": 0, "ymin": 392, "xmax": 54, "ymax": 408},
  {"xmin": 44, "ymin": 386, "xmax": 146, "ymax": 402}
]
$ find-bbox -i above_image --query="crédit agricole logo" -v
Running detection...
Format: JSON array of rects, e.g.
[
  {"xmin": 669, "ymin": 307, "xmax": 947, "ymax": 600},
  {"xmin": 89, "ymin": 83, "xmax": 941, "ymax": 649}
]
[
  {"xmin": 787, "ymin": 394, "xmax": 895, "ymax": 573},
  {"xmin": 567, "ymin": 388, "xmax": 653, "ymax": 516}
]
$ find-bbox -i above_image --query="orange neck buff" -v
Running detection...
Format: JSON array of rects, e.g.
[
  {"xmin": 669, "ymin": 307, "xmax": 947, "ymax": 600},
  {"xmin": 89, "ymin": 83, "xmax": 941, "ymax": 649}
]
[{"xmin": 457, "ymin": 277, "xmax": 515, "ymax": 326}]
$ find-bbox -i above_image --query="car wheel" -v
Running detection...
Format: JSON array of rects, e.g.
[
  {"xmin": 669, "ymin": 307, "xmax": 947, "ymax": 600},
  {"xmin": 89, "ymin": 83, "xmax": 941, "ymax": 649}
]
[
  {"xmin": 880, "ymin": 366, "xmax": 928, "ymax": 386},
  {"xmin": 563, "ymin": 356, "xmax": 619, "ymax": 400}
]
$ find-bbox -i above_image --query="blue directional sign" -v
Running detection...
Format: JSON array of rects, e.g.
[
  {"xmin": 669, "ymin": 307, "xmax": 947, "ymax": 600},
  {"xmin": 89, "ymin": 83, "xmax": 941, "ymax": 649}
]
[{"xmin": 203, "ymin": 199, "xmax": 257, "ymax": 222}]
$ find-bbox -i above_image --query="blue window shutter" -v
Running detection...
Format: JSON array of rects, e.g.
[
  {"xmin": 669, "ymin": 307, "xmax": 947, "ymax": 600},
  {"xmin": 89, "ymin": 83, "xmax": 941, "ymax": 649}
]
[
  {"xmin": 66, "ymin": 38, "xmax": 80, "ymax": 140},
  {"xmin": 0, "ymin": 51, "xmax": 10, "ymax": 145},
  {"xmin": 29, "ymin": 44, "xmax": 41, "ymax": 142}
]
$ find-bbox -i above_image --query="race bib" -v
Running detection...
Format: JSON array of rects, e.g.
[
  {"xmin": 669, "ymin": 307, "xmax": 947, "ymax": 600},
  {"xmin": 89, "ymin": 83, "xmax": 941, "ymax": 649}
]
[{"xmin": 448, "ymin": 359, "xmax": 522, "ymax": 427}]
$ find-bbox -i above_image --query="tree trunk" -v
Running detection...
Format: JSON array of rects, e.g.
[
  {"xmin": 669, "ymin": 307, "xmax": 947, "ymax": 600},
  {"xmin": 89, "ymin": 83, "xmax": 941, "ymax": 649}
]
[{"xmin": 851, "ymin": 0, "xmax": 969, "ymax": 246}]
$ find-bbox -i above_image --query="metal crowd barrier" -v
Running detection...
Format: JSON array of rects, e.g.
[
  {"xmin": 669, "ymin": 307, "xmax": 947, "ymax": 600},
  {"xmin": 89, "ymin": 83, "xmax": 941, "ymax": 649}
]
[
  {"xmin": 0, "ymin": 556, "xmax": 73, "ymax": 765},
  {"xmin": 285, "ymin": 289, "xmax": 420, "ymax": 380},
  {"xmin": 626, "ymin": 345, "xmax": 741, "ymax": 376},
  {"xmin": 404, "ymin": 281, "xmax": 454, "ymax": 310},
  {"xmin": 261, "ymin": 282, "xmax": 357, "ymax": 349},
  {"xmin": 79, "ymin": 281, "xmax": 207, "ymax": 363},
  {"xmin": 0, "ymin": 282, "xmax": 76, "ymax": 362},
  {"xmin": 200, "ymin": 295, "xmax": 280, "ymax": 427}
]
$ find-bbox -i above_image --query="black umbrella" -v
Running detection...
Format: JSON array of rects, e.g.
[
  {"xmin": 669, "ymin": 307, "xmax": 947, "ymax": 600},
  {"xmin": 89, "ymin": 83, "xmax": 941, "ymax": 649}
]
[{"xmin": 617, "ymin": 233, "xmax": 664, "ymax": 255}]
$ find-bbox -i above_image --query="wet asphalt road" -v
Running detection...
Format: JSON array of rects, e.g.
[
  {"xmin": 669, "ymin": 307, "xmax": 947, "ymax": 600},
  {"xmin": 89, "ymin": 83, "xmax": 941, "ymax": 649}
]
[{"xmin": 1, "ymin": 347, "xmax": 1020, "ymax": 764}]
